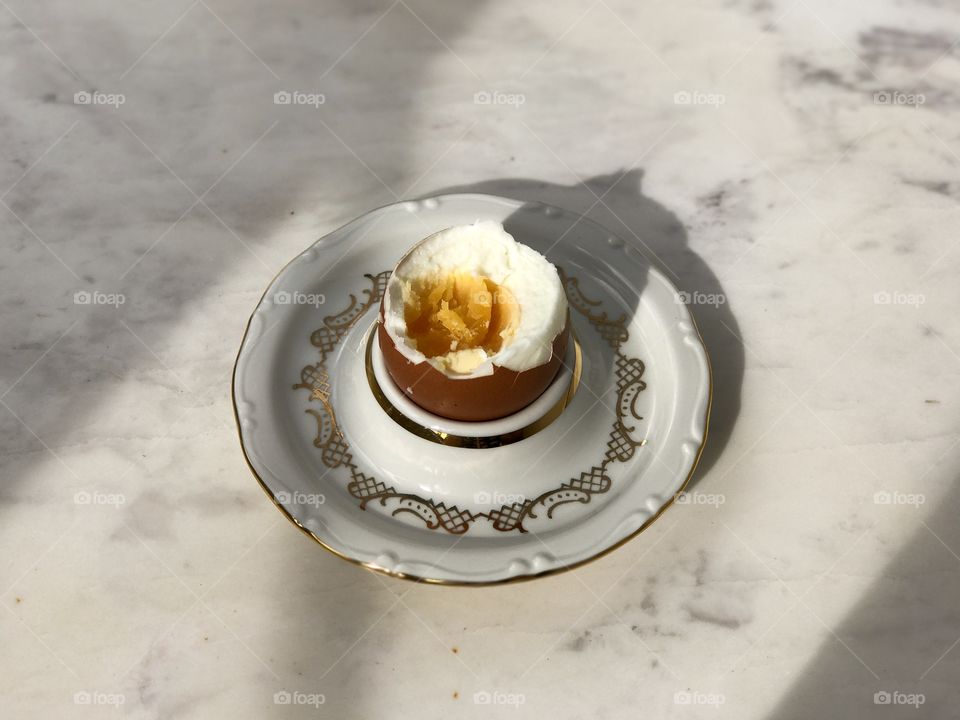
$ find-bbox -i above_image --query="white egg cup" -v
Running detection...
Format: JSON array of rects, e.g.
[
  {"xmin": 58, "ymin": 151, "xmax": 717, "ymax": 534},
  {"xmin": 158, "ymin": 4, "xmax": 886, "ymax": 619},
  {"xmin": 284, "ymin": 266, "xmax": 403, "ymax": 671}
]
[{"xmin": 366, "ymin": 323, "xmax": 581, "ymax": 444}]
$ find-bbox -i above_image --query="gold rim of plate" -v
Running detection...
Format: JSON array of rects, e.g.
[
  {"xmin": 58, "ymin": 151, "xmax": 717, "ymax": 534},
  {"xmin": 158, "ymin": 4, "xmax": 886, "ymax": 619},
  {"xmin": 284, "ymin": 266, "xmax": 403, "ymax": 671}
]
[
  {"xmin": 232, "ymin": 311, "xmax": 712, "ymax": 587},
  {"xmin": 230, "ymin": 201, "xmax": 713, "ymax": 586}
]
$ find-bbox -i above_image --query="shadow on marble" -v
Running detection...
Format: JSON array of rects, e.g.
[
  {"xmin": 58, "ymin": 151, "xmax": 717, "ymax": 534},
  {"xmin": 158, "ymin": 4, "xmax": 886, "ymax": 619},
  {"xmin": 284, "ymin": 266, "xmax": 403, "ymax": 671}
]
[
  {"xmin": 761, "ymin": 477, "xmax": 960, "ymax": 719},
  {"xmin": 426, "ymin": 171, "xmax": 743, "ymax": 484},
  {"xmin": 0, "ymin": 1, "xmax": 494, "ymax": 716}
]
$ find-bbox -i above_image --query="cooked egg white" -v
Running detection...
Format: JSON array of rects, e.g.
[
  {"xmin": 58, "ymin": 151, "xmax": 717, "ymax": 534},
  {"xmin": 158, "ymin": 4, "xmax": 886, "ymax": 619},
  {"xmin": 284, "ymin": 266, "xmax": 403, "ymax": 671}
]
[{"xmin": 383, "ymin": 222, "xmax": 568, "ymax": 377}]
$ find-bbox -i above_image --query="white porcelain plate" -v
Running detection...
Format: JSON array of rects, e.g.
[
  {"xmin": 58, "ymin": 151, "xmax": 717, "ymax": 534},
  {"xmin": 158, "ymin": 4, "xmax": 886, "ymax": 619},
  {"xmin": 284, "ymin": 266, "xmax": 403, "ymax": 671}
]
[{"xmin": 232, "ymin": 194, "xmax": 711, "ymax": 585}]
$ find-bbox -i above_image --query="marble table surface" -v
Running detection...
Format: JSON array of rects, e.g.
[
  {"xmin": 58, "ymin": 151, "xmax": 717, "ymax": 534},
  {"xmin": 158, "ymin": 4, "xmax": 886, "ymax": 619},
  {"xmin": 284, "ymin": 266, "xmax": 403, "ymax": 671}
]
[{"xmin": 2, "ymin": 0, "xmax": 959, "ymax": 717}]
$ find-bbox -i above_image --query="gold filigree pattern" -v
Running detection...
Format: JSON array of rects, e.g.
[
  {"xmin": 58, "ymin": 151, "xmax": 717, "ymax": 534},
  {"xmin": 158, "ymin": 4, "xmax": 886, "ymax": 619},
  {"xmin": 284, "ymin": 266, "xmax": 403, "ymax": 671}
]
[
  {"xmin": 308, "ymin": 271, "xmax": 391, "ymax": 364},
  {"xmin": 293, "ymin": 267, "xmax": 647, "ymax": 534}
]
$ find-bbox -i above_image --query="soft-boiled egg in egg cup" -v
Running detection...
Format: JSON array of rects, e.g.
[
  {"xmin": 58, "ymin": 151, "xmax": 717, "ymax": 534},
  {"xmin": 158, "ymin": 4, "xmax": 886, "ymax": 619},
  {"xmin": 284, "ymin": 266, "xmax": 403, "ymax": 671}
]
[{"xmin": 377, "ymin": 221, "xmax": 570, "ymax": 422}]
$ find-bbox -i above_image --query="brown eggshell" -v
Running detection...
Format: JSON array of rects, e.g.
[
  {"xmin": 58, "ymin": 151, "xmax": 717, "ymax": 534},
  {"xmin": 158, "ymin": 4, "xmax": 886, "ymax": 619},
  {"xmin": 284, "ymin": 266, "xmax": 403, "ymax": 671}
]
[{"xmin": 378, "ymin": 305, "xmax": 570, "ymax": 422}]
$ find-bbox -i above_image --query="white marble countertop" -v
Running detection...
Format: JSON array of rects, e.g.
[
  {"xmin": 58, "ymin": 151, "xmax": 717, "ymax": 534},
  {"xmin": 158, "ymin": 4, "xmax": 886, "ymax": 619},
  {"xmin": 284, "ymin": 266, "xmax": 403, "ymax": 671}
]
[{"xmin": 2, "ymin": 0, "xmax": 959, "ymax": 717}]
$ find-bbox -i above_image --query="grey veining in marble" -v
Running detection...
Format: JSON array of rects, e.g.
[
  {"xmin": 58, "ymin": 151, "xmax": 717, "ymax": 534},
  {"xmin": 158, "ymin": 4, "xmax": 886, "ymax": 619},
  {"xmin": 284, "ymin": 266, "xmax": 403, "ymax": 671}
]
[{"xmin": 2, "ymin": 0, "xmax": 959, "ymax": 717}]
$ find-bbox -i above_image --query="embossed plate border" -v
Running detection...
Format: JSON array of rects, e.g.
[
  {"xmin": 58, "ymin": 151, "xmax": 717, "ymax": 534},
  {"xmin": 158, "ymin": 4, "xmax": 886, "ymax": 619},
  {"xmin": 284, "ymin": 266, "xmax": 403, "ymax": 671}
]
[{"xmin": 232, "ymin": 193, "xmax": 712, "ymax": 585}]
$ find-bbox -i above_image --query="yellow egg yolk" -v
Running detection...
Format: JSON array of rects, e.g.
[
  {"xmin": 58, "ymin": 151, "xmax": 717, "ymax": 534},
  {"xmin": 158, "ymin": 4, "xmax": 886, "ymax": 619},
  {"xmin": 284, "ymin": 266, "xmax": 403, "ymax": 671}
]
[{"xmin": 403, "ymin": 272, "xmax": 520, "ymax": 359}]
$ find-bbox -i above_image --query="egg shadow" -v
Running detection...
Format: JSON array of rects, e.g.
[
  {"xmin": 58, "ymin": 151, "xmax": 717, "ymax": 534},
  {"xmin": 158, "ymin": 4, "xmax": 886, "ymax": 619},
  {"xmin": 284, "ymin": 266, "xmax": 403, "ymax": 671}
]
[{"xmin": 425, "ymin": 171, "xmax": 743, "ymax": 485}]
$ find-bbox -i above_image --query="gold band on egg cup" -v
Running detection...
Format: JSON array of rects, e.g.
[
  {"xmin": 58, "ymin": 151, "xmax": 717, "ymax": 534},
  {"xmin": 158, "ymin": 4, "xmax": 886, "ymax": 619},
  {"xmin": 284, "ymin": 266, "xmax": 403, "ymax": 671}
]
[{"xmin": 364, "ymin": 324, "xmax": 583, "ymax": 448}]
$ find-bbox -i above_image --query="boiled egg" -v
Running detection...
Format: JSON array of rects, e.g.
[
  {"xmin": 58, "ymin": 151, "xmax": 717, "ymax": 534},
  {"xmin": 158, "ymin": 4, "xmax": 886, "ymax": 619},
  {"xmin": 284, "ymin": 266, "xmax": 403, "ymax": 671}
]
[{"xmin": 378, "ymin": 222, "xmax": 570, "ymax": 422}]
